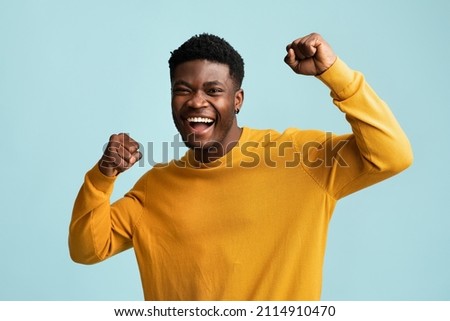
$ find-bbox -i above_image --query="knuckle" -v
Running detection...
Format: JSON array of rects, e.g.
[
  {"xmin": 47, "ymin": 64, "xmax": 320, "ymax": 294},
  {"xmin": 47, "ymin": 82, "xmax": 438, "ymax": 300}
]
[
  {"xmin": 121, "ymin": 132, "xmax": 131, "ymax": 140},
  {"xmin": 109, "ymin": 134, "xmax": 120, "ymax": 142}
]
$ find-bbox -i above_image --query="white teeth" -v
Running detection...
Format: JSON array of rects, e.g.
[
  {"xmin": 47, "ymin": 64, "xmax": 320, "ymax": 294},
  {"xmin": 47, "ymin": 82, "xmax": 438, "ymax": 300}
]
[{"xmin": 187, "ymin": 117, "xmax": 214, "ymax": 123}]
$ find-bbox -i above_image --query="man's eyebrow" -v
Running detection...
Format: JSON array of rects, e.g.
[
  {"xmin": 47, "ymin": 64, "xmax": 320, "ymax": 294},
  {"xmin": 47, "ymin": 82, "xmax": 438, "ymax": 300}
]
[
  {"xmin": 203, "ymin": 81, "xmax": 225, "ymax": 87},
  {"xmin": 172, "ymin": 80, "xmax": 191, "ymax": 87},
  {"xmin": 172, "ymin": 80, "xmax": 226, "ymax": 87}
]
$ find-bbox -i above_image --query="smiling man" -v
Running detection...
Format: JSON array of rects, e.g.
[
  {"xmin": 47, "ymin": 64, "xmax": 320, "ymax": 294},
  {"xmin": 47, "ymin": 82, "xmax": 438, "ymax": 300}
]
[
  {"xmin": 69, "ymin": 33, "xmax": 413, "ymax": 300},
  {"xmin": 171, "ymin": 59, "xmax": 243, "ymax": 163},
  {"xmin": 169, "ymin": 36, "xmax": 245, "ymax": 164}
]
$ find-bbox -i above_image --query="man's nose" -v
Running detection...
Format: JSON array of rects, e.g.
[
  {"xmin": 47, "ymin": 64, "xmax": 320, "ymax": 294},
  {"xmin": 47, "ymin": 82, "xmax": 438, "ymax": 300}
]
[{"xmin": 187, "ymin": 91, "xmax": 207, "ymax": 108}]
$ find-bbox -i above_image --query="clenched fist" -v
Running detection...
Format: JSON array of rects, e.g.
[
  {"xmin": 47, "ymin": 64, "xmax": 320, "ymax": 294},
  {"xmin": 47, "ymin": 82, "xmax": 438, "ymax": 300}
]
[
  {"xmin": 284, "ymin": 33, "xmax": 337, "ymax": 76},
  {"xmin": 99, "ymin": 133, "xmax": 142, "ymax": 177}
]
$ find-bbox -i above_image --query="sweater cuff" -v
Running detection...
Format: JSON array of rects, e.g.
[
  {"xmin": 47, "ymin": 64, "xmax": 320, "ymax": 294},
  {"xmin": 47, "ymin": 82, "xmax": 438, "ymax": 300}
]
[
  {"xmin": 316, "ymin": 57, "xmax": 359, "ymax": 101},
  {"xmin": 85, "ymin": 162, "xmax": 117, "ymax": 194}
]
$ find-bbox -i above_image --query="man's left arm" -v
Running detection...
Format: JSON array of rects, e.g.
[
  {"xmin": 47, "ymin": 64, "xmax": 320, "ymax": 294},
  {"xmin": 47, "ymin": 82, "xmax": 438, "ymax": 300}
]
[{"xmin": 285, "ymin": 33, "xmax": 413, "ymax": 199}]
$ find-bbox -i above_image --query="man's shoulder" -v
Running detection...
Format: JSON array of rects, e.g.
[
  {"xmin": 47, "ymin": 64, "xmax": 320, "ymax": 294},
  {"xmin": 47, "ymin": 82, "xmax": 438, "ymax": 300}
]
[{"xmin": 243, "ymin": 126, "xmax": 326, "ymax": 144}]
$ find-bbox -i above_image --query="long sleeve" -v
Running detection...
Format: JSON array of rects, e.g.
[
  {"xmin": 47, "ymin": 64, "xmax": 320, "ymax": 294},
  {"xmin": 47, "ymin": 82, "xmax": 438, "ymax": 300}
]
[
  {"xmin": 69, "ymin": 164, "xmax": 146, "ymax": 264},
  {"xmin": 296, "ymin": 58, "xmax": 413, "ymax": 199}
]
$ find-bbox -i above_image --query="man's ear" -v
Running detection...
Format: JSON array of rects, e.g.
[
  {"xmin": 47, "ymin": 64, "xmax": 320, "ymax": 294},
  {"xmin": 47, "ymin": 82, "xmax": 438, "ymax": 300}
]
[{"xmin": 234, "ymin": 88, "xmax": 244, "ymax": 112}]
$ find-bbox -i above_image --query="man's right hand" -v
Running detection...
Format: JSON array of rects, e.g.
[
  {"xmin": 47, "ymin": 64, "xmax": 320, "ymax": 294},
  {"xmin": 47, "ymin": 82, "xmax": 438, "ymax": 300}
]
[{"xmin": 99, "ymin": 133, "xmax": 142, "ymax": 177}]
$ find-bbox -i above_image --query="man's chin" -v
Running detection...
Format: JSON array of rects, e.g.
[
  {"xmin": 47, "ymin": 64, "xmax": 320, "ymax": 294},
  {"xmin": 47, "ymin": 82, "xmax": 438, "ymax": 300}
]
[
  {"xmin": 180, "ymin": 132, "xmax": 213, "ymax": 149},
  {"xmin": 184, "ymin": 139, "xmax": 219, "ymax": 151}
]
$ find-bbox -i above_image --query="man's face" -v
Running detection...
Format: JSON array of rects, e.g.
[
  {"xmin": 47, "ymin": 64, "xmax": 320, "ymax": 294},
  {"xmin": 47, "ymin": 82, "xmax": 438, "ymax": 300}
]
[{"xmin": 171, "ymin": 59, "xmax": 243, "ymax": 152}]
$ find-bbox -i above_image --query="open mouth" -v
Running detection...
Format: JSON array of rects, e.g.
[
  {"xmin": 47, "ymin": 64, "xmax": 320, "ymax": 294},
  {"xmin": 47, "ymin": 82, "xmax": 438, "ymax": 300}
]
[{"xmin": 186, "ymin": 117, "xmax": 215, "ymax": 132}]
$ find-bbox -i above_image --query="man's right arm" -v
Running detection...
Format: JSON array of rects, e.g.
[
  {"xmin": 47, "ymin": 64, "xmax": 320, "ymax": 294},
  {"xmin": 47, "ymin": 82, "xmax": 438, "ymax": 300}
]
[{"xmin": 69, "ymin": 134, "xmax": 143, "ymax": 264}]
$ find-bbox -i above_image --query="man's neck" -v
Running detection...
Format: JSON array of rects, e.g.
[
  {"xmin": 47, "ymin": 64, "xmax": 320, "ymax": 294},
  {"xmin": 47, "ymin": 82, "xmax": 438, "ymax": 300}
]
[{"xmin": 193, "ymin": 127, "xmax": 243, "ymax": 163}]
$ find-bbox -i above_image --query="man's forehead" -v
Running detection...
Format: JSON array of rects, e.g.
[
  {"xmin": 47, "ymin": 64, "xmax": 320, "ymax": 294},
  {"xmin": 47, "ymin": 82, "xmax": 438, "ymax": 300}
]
[{"xmin": 172, "ymin": 59, "xmax": 232, "ymax": 83}]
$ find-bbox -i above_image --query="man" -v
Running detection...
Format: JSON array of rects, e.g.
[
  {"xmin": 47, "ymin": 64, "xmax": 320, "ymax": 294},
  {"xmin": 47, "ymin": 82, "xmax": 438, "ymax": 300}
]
[{"xmin": 69, "ymin": 33, "xmax": 413, "ymax": 300}]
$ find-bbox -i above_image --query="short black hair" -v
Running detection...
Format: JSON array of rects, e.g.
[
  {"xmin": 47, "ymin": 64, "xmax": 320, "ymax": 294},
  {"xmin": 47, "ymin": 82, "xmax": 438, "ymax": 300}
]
[{"xmin": 168, "ymin": 33, "xmax": 245, "ymax": 88}]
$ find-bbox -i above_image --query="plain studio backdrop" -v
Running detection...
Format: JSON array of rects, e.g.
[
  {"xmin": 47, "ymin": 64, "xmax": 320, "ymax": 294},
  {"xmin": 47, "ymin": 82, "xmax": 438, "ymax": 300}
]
[{"xmin": 1, "ymin": 0, "xmax": 449, "ymax": 300}]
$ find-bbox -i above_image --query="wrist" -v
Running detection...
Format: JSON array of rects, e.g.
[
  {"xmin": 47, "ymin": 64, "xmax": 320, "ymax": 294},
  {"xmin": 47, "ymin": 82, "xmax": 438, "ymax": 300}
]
[
  {"xmin": 316, "ymin": 57, "xmax": 358, "ymax": 100},
  {"xmin": 85, "ymin": 162, "xmax": 117, "ymax": 194},
  {"xmin": 98, "ymin": 160, "xmax": 119, "ymax": 177}
]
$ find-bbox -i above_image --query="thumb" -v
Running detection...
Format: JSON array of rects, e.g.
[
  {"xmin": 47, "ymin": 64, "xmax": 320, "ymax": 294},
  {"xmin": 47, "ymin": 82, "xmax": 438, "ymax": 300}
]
[{"xmin": 284, "ymin": 48, "xmax": 297, "ymax": 68}]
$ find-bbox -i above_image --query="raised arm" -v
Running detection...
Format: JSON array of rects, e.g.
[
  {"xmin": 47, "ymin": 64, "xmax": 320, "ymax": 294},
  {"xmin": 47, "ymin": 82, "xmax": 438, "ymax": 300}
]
[
  {"xmin": 285, "ymin": 33, "xmax": 413, "ymax": 199},
  {"xmin": 69, "ymin": 133, "xmax": 144, "ymax": 264}
]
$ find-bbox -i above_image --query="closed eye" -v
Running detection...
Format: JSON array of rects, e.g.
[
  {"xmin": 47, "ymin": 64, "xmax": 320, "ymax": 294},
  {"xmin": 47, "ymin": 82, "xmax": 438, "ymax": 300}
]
[
  {"xmin": 172, "ymin": 87, "xmax": 191, "ymax": 95},
  {"xmin": 207, "ymin": 87, "xmax": 224, "ymax": 95}
]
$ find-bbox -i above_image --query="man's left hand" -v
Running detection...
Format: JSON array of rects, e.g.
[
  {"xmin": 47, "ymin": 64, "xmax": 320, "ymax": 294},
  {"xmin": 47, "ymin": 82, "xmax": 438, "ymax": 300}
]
[{"xmin": 284, "ymin": 33, "xmax": 337, "ymax": 76}]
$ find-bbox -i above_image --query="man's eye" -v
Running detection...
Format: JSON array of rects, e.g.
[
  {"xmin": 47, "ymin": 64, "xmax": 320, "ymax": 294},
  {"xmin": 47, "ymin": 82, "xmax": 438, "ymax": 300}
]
[
  {"xmin": 208, "ymin": 88, "xmax": 223, "ymax": 95},
  {"xmin": 173, "ymin": 88, "xmax": 190, "ymax": 95}
]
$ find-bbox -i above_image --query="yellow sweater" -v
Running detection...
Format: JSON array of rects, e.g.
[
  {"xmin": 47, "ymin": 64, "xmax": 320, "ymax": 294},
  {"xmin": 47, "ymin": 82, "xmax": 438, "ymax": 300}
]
[{"xmin": 69, "ymin": 58, "xmax": 413, "ymax": 300}]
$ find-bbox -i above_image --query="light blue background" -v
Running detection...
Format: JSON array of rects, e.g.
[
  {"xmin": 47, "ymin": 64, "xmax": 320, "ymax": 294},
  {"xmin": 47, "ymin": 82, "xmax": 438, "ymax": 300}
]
[{"xmin": 1, "ymin": 0, "xmax": 449, "ymax": 300}]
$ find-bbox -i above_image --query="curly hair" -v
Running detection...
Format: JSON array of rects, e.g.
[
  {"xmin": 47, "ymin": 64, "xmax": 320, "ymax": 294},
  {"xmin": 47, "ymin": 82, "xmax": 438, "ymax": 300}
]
[{"xmin": 168, "ymin": 33, "xmax": 245, "ymax": 89}]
